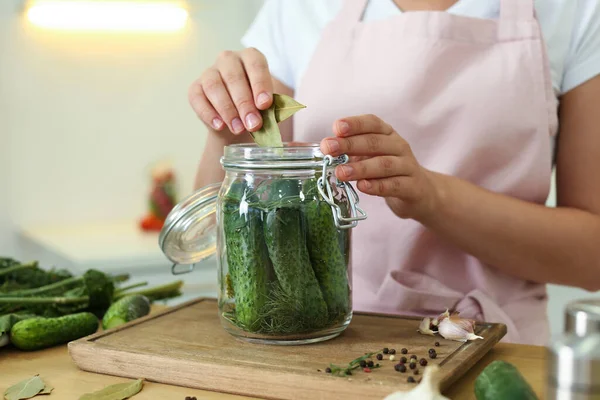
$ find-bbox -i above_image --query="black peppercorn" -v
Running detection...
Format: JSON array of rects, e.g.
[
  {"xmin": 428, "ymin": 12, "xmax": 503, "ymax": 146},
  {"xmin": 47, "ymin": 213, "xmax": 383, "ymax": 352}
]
[
  {"xmin": 414, "ymin": 369, "xmax": 419, "ymax": 375},
  {"xmin": 407, "ymin": 376, "xmax": 415, "ymax": 383},
  {"xmin": 420, "ymin": 358, "xmax": 428, "ymax": 366},
  {"xmin": 401, "ymin": 348, "xmax": 408, "ymax": 354},
  {"xmin": 376, "ymin": 353, "xmax": 383, "ymax": 360},
  {"xmin": 325, "ymin": 367, "xmax": 332, "ymax": 373},
  {"xmin": 376, "ymin": 363, "xmax": 380, "ymax": 368},
  {"xmin": 429, "ymin": 348, "xmax": 435, "ymax": 354},
  {"xmin": 367, "ymin": 360, "xmax": 374, "ymax": 368},
  {"xmin": 410, "ymin": 354, "xmax": 417, "ymax": 360},
  {"xmin": 430, "ymin": 352, "xmax": 437, "ymax": 359},
  {"xmin": 395, "ymin": 363, "xmax": 407, "ymax": 373},
  {"xmin": 409, "ymin": 361, "xmax": 416, "ymax": 370},
  {"xmin": 435, "ymin": 341, "xmax": 440, "ymax": 347},
  {"xmin": 359, "ymin": 360, "xmax": 367, "ymax": 368},
  {"xmin": 400, "ymin": 356, "xmax": 407, "ymax": 364},
  {"xmin": 383, "ymin": 347, "xmax": 389, "ymax": 354},
  {"xmin": 389, "ymin": 348, "xmax": 396, "ymax": 354}
]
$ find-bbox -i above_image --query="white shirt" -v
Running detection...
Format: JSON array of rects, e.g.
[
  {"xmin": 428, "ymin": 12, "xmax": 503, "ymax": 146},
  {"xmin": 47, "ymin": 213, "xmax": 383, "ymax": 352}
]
[{"xmin": 242, "ymin": 0, "xmax": 600, "ymax": 96}]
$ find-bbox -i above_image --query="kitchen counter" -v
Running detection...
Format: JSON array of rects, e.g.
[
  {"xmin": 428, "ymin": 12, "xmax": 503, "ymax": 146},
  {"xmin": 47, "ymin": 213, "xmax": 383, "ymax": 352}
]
[{"xmin": 0, "ymin": 314, "xmax": 548, "ymax": 400}]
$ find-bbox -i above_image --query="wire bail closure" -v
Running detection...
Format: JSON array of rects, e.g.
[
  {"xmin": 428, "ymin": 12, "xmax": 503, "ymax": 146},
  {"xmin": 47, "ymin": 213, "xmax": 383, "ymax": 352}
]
[{"xmin": 317, "ymin": 155, "xmax": 368, "ymax": 230}]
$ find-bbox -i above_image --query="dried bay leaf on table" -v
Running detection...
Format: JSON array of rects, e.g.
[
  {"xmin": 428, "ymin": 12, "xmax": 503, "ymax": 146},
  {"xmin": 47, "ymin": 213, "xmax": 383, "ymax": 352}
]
[
  {"xmin": 38, "ymin": 382, "xmax": 53, "ymax": 395},
  {"xmin": 78, "ymin": 379, "xmax": 143, "ymax": 400},
  {"xmin": 3, "ymin": 375, "xmax": 46, "ymax": 400}
]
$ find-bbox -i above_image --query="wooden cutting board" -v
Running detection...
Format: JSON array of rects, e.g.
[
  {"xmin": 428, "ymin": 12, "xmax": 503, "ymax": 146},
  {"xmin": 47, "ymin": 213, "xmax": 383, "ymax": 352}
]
[{"xmin": 68, "ymin": 298, "xmax": 506, "ymax": 400}]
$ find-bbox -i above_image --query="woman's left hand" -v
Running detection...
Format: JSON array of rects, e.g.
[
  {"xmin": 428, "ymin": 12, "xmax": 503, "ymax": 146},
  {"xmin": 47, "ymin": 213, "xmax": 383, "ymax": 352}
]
[{"xmin": 320, "ymin": 114, "xmax": 441, "ymax": 222}]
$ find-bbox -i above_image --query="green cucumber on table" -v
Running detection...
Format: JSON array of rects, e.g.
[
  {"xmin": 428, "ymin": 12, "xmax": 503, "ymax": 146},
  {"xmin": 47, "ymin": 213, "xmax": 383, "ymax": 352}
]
[
  {"xmin": 102, "ymin": 294, "xmax": 151, "ymax": 330},
  {"xmin": 474, "ymin": 360, "xmax": 539, "ymax": 400},
  {"xmin": 10, "ymin": 312, "xmax": 98, "ymax": 351}
]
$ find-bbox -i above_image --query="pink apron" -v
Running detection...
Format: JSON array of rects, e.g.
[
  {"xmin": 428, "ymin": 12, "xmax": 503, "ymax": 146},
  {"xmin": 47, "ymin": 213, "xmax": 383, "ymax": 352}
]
[{"xmin": 293, "ymin": 0, "xmax": 558, "ymax": 345}]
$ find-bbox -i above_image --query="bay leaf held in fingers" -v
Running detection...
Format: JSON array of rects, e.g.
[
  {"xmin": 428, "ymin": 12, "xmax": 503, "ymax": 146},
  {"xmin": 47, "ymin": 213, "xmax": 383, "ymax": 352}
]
[
  {"xmin": 272, "ymin": 94, "xmax": 306, "ymax": 123},
  {"xmin": 252, "ymin": 106, "xmax": 282, "ymax": 148},
  {"xmin": 78, "ymin": 379, "xmax": 143, "ymax": 400},
  {"xmin": 4, "ymin": 375, "xmax": 45, "ymax": 400}
]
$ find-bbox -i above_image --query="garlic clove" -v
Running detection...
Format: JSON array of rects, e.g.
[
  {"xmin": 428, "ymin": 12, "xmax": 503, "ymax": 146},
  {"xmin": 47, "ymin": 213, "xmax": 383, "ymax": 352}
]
[
  {"xmin": 432, "ymin": 309, "xmax": 450, "ymax": 326},
  {"xmin": 383, "ymin": 365, "xmax": 451, "ymax": 400},
  {"xmin": 418, "ymin": 317, "xmax": 436, "ymax": 336},
  {"xmin": 438, "ymin": 316, "xmax": 484, "ymax": 342}
]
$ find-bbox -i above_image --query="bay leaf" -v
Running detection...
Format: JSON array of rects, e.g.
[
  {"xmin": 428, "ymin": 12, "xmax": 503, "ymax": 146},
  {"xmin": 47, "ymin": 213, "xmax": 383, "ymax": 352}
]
[
  {"xmin": 78, "ymin": 379, "xmax": 143, "ymax": 400},
  {"xmin": 3, "ymin": 375, "xmax": 45, "ymax": 400},
  {"xmin": 38, "ymin": 382, "xmax": 53, "ymax": 395},
  {"xmin": 272, "ymin": 94, "xmax": 306, "ymax": 123},
  {"xmin": 251, "ymin": 106, "xmax": 282, "ymax": 148}
]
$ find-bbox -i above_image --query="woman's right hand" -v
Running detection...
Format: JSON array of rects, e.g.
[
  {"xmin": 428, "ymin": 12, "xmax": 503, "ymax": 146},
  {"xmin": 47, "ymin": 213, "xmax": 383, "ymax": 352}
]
[{"xmin": 188, "ymin": 47, "xmax": 273, "ymax": 139}]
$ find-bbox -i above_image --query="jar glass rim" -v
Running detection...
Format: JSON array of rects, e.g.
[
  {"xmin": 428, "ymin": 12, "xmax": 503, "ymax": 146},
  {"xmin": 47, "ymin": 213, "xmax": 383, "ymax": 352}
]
[{"xmin": 221, "ymin": 142, "xmax": 325, "ymax": 170}]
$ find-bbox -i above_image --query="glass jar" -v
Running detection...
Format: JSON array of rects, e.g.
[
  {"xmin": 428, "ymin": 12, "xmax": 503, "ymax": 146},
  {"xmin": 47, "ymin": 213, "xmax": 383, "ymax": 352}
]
[{"xmin": 159, "ymin": 143, "xmax": 367, "ymax": 345}]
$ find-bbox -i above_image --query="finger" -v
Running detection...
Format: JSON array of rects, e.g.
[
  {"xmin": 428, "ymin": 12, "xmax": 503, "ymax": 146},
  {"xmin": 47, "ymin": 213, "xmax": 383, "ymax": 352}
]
[
  {"xmin": 357, "ymin": 176, "xmax": 416, "ymax": 199},
  {"xmin": 188, "ymin": 81, "xmax": 225, "ymax": 131},
  {"xmin": 348, "ymin": 155, "xmax": 368, "ymax": 163},
  {"xmin": 241, "ymin": 47, "xmax": 273, "ymax": 110},
  {"xmin": 335, "ymin": 156, "xmax": 413, "ymax": 181},
  {"xmin": 332, "ymin": 114, "xmax": 395, "ymax": 137},
  {"xmin": 217, "ymin": 51, "xmax": 262, "ymax": 132},
  {"xmin": 201, "ymin": 67, "xmax": 245, "ymax": 134},
  {"xmin": 321, "ymin": 133, "xmax": 409, "ymax": 157}
]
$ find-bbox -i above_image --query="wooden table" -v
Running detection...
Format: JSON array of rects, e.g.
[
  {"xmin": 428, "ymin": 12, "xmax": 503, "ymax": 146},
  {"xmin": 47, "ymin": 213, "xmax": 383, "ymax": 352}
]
[{"xmin": 0, "ymin": 310, "xmax": 549, "ymax": 400}]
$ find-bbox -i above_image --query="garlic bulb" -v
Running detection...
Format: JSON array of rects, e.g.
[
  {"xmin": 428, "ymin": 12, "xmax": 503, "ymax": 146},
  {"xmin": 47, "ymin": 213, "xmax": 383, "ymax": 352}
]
[
  {"xmin": 383, "ymin": 365, "xmax": 451, "ymax": 400},
  {"xmin": 438, "ymin": 315, "xmax": 483, "ymax": 342}
]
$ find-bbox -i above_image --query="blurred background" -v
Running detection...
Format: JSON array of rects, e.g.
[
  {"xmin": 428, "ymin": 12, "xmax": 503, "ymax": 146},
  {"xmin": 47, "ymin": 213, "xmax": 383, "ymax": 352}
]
[{"xmin": 0, "ymin": 0, "xmax": 596, "ymax": 341}]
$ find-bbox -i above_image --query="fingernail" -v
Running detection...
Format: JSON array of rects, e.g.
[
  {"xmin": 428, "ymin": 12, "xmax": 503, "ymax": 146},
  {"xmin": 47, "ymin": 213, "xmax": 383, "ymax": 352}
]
[
  {"xmin": 257, "ymin": 92, "xmax": 271, "ymax": 106},
  {"xmin": 340, "ymin": 165, "xmax": 353, "ymax": 177},
  {"xmin": 232, "ymin": 118, "xmax": 244, "ymax": 134},
  {"xmin": 245, "ymin": 113, "xmax": 260, "ymax": 129},
  {"xmin": 338, "ymin": 121, "xmax": 350, "ymax": 135},
  {"xmin": 361, "ymin": 180, "xmax": 372, "ymax": 189},
  {"xmin": 325, "ymin": 139, "xmax": 340, "ymax": 153},
  {"xmin": 212, "ymin": 118, "xmax": 223, "ymax": 130}
]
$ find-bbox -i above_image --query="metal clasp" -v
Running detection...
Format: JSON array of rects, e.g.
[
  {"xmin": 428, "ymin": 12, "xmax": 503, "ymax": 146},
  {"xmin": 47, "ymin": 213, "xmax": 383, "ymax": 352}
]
[{"xmin": 317, "ymin": 155, "xmax": 368, "ymax": 230}]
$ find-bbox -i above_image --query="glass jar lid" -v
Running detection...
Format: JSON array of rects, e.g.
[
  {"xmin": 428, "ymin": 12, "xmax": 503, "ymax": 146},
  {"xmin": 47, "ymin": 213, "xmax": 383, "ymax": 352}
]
[{"xmin": 158, "ymin": 181, "xmax": 221, "ymax": 272}]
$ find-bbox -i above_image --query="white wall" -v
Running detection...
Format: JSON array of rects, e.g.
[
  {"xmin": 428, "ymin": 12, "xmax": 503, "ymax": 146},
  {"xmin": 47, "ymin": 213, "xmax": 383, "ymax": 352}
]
[{"xmin": 1, "ymin": 0, "xmax": 262, "ymax": 232}]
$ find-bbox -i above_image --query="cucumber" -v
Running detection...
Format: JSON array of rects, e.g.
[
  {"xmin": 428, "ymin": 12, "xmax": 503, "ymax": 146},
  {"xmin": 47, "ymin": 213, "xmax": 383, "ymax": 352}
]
[
  {"xmin": 10, "ymin": 312, "xmax": 98, "ymax": 351},
  {"xmin": 0, "ymin": 313, "xmax": 38, "ymax": 348},
  {"xmin": 222, "ymin": 181, "xmax": 272, "ymax": 332},
  {"xmin": 305, "ymin": 198, "xmax": 350, "ymax": 320},
  {"xmin": 263, "ymin": 206, "xmax": 328, "ymax": 328},
  {"xmin": 102, "ymin": 294, "xmax": 151, "ymax": 330},
  {"xmin": 475, "ymin": 360, "xmax": 538, "ymax": 400}
]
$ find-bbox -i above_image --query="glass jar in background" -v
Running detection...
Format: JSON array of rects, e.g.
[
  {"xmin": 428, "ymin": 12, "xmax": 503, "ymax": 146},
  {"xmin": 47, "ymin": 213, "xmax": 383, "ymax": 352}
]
[{"xmin": 159, "ymin": 143, "xmax": 367, "ymax": 345}]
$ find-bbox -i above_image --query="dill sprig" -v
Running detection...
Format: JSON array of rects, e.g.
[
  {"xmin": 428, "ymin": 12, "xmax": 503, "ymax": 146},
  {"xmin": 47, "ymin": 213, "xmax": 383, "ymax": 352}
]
[{"xmin": 328, "ymin": 349, "xmax": 385, "ymax": 377}]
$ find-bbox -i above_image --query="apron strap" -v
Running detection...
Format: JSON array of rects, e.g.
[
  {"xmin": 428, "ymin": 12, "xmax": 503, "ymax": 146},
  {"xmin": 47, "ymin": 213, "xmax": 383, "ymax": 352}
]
[
  {"xmin": 499, "ymin": 0, "xmax": 535, "ymax": 22},
  {"xmin": 338, "ymin": 0, "xmax": 369, "ymax": 23}
]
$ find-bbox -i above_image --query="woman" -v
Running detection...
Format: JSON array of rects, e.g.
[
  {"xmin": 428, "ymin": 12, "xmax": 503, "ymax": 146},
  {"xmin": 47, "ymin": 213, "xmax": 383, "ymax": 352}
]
[{"xmin": 189, "ymin": 0, "xmax": 600, "ymax": 345}]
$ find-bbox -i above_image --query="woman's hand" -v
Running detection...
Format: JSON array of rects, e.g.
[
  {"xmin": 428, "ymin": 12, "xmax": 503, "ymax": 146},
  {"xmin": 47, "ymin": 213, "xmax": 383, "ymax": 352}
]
[
  {"xmin": 188, "ymin": 47, "xmax": 274, "ymax": 139},
  {"xmin": 320, "ymin": 114, "xmax": 441, "ymax": 222}
]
